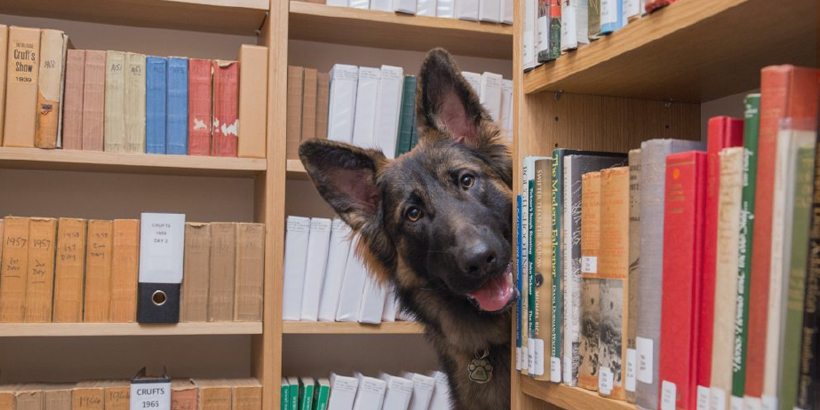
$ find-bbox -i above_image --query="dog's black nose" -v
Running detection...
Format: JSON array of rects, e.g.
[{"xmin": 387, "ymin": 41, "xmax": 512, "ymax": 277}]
[{"xmin": 458, "ymin": 239, "xmax": 497, "ymax": 276}]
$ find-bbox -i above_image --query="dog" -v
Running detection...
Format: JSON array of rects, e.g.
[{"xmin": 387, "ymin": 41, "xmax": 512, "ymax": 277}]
[{"xmin": 299, "ymin": 48, "xmax": 514, "ymax": 410}]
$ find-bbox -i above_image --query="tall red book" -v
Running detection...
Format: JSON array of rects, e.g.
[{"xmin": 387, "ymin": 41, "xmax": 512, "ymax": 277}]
[
  {"xmin": 659, "ymin": 151, "xmax": 707, "ymax": 410},
  {"xmin": 212, "ymin": 60, "xmax": 239, "ymax": 157},
  {"xmin": 188, "ymin": 58, "xmax": 212, "ymax": 156},
  {"xmin": 745, "ymin": 66, "xmax": 820, "ymax": 402},
  {"xmin": 698, "ymin": 116, "xmax": 743, "ymax": 398}
]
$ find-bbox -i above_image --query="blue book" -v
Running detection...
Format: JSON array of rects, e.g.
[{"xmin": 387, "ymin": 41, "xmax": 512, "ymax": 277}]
[
  {"xmin": 145, "ymin": 56, "xmax": 167, "ymax": 154},
  {"xmin": 166, "ymin": 57, "xmax": 189, "ymax": 155},
  {"xmin": 600, "ymin": 0, "xmax": 624, "ymax": 34}
]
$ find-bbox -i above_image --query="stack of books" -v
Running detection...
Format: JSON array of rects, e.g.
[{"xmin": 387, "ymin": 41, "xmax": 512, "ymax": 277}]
[
  {"xmin": 282, "ymin": 217, "xmax": 410, "ymax": 324},
  {"xmin": 281, "ymin": 371, "xmax": 451, "ymax": 410},
  {"xmin": 516, "ymin": 64, "xmax": 820, "ymax": 410},
  {"xmin": 0, "ymin": 216, "xmax": 265, "ymax": 324},
  {"xmin": 304, "ymin": 0, "xmax": 514, "ymax": 24},
  {"xmin": 0, "ymin": 25, "xmax": 268, "ymax": 158},
  {"xmin": 286, "ymin": 64, "xmax": 512, "ymax": 161}
]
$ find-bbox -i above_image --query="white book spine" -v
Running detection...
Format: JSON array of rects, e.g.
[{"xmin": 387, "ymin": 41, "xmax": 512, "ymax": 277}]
[
  {"xmin": 394, "ymin": 0, "xmax": 418, "ymax": 14},
  {"xmin": 460, "ymin": 72, "xmax": 481, "ymax": 98},
  {"xmin": 299, "ymin": 218, "xmax": 333, "ymax": 321},
  {"xmin": 575, "ymin": 0, "xmax": 590, "ymax": 45},
  {"xmin": 501, "ymin": 0, "xmax": 513, "ymax": 24},
  {"xmin": 561, "ymin": 2, "xmax": 578, "ymax": 51},
  {"xmin": 371, "ymin": 0, "xmax": 394, "ymax": 10},
  {"xmin": 138, "ymin": 213, "xmax": 186, "ymax": 284},
  {"xmin": 624, "ymin": 0, "xmax": 640, "ymax": 19},
  {"xmin": 358, "ymin": 273, "xmax": 388, "ymax": 324},
  {"xmin": 479, "ymin": 72, "xmax": 503, "ymax": 123},
  {"xmin": 352, "ymin": 375, "xmax": 387, "ymax": 410},
  {"xmin": 380, "ymin": 374, "xmax": 413, "ymax": 410},
  {"xmin": 318, "ymin": 219, "xmax": 353, "ymax": 322},
  {"xmin": 427, "ymin": 371, "xmax": 452, "ymax": 410},
  {"xmin": 336, "ymin": 236, "xmax": 369, "ymax": 321},
  {"xmin": 500, "ymin": 79, "xmax": 513, "ymax": 138},
  {"xmin": 536, "ymin": 4, "xmax": 549, "ymax": 58},
  {"xmin": 417, "ymin": 0, "xmax": 438, "ymax": 15},
  {"xmin": 352, "ymin": 67, "xmax": 381, "ymax": 149},
  {"xmin": 404, "ymin": 373, "xmax": 435, "ymax": 410},
  {"xmin": 328, "ymin": 64, "xmax": 359, "ymax": 144},
  {"xmin": 373, "ymin": 65, "xmax": 404, "ymax": 159},
  {"xmin": 382, "ymin": 284, "xmax": 398, "ymax": 322},
  {"xmin": 349, "ymin": 0, "xmax": 371, "ymax": 8},
  {"xmin": 456, "ymin": 0, "xmax": 479, "ymax": 20},
  {"xmin": 326, "ymin": 0, "xmax": 350, "ymax": 6},
  {"xmin": 523, "ymin": 0, "xmax": 536, "ymax": 70},
  {"xmin": 329, "ymin": 374, "xmax": 360, "ymax": 410},
  {"xmin": 478, "ymin": 0, "xmax": 500, "ymax": 22},
  {"xmin": 563, "ymin": 156, "xmax": 578, "ymax": 386},
  {"xmin": 436, "ymin": 0, "xmax": 455, "ymax": 17},
  {"xmin": 282, "ymin": 216, "xmax": 311, "ymax": 321}
]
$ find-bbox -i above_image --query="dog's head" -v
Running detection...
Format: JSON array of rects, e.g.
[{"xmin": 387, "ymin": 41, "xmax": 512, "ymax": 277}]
[{"xmin": 299, "ymin": 48, "xmax": 515, "ymax": 314}]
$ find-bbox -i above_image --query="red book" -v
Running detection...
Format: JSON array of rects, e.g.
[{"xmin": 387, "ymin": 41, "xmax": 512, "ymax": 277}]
[
  {"xmin": 645, "ymin": 0, "xmax": 677, "ymax": 14},
  {"xmin": 698, "ymin": 116, "xmax": 743, "ymax": 392},
  {"xmin": 745, "ymin": 66, "xmax": 820, "ymax": 399},
  {"xmin": 659, "ymin": 151, "xmax": 707, "ymax": 410},
  {"xmin": 212, "ymin": 60, "xmax": 239, "ymax": 157},
  {"xmin": 188, "ymin": 58, "xmax": 212, "ymax": 156}
]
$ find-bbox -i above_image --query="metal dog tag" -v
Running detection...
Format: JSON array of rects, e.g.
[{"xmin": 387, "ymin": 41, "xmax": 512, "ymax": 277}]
[{"xmin": 468, "ymin": 349, "xmax": 493, "ymax": 384}]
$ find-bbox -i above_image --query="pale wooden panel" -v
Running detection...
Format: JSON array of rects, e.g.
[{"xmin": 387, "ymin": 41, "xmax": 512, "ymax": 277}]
[
  {"xmin": 283, "ymin": 321, "xmax": 424, "ymax": 334},
  {"xmin": 0, "ymin": 322, "xmax": 262, "ymax": 337},
  {"xmin": 521, "ymin": 377, "xmax": 635, "ymax": 410},
  {"xmin": 524, "ymin": 0, "xmax": 817, "ymax": 102}
]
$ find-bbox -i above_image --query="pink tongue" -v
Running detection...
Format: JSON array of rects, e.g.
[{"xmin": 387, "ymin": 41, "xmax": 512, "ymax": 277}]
[{"xmin": 468, "ymin": 274, "xmax": 514, "ymax": 312}]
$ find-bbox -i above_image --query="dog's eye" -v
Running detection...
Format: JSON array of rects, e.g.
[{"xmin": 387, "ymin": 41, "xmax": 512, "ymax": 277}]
[
  {"xmin": 460, "ymin": 174, "xmax": 475, "ymax": 189},
  {"xmin": 406, "ymin": 207, "xmax": 423, "ymax": 222}
]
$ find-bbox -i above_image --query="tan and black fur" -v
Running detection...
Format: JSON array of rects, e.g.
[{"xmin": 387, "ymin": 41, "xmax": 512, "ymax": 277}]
[{"xmin": 299, "ymin": 48, "xmax": 513, "ymax": 410}]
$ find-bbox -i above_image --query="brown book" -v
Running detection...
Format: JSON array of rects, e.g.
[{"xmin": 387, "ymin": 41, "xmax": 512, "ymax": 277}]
[
  {"xmin": 0, "ymin": 385, "xmax": 14, "ymax": 410},
  {"xmin": 578, "ymin": 171, "xmax": 602, "ymax": 391},
  {"xmin": 103, "ymin": 381, "xmax": 130, "ymax": 410},
  {"xmin": 626, "ymin": 149, "xmax": 641, "ymax": 403},
  {"xmin": 84, "ymin": 220, "xmax": 113, "ymax": 322},
  {"xmin": 195, "ymin": 380, "xmax": 232, "ymax": 410},
  {"xmin": 234, "ymin": 223, "xmax": 264, "ymax": 321},
  {"xmin": 0, "ymin": 219, "xmax": 4, "ymax": 286},
  {"xmin": 0, "ymin": 216, "xmax": 30, "ymax": 322},
  {"xmin": 43, "ymin": 385, "xmax": 73, "ymax": 410},
  {"xmin": 182, "ymin": 223, "xmax": 210, "ymax": 322},
  {"xmin": 0, "ymin": 25, "xmax": 8, "ymax": 145},
  {"xmin": 82, "ymin": 50, "xmax": 105, "ymax": 151},
  {"xmin": 24, "ymin": 217, "xmax": 57, "ymax": 323},
  {"xmin": 35, "ymin": 29, "xmax": 67, "ymax": 149},
  {"xmin": 124, "ymin": 52, "xmax": 146, "ymax": 153},
  {"xmin": 104, "ymin": 50, "xmax": 125, "ymax": 152},
  {"xmin": 72, "ymin": 382, "xmax": 104, "ymax": 410},
  {"xmin": 315, "ymin": 72, "xmax": 329, "ymax": 140},
  {"xmin": 53, "ymin": 218, "xmax": 87, "ymax": 322},
  {"xmin": 3, "ymin": 27, "xmax": 41, "ymax": 147},
  {"xmin": 110, "ymin": 219, "xmax": 139, "ymax": 322},
  {"xmin": 231, "ymin": 379, "xmax": 262, "ymax": 410},
  {"xmin": 62, "ymin": 50, "xmax": 85, "ymax": 150},
  {"xmin": 171, "ymin": 379, "xmax": 198, "ymax": 410},
  {"xmin": 237, "ymin": 45, "xmax": 268, "ymax": 159},
  {"xmin": 208, "ymin": 222, "xmax": 236, "ymax": 322},
  {"xmin": 301, "ymin": 68, "xmax": 318, "ymax": 141},
  {"xmin": 286, "ymin": 66, "xmax": 304, "ymax": 160},
  {"xmin": 15, "ymin": 385, "xmax": 43, "ymax": 410}
]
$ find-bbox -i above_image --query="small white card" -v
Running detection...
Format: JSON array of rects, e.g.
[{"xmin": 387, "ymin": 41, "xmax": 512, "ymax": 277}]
[
  {"xmin": 130, "ymin": 381, "xmax": 171, "ymax": 410},
  {"xmin": 744, "ymin": 397, "xmax": 762, "ymax": 410},
  {"xmin": 696, "ymin": 385, "xmax": 710, "ymax": 410},
  {"xmin": 599, "ymin": 367, "xmax": 613, "ymax": 396},
  {"xmin": 516, "ymin": 347, "xmax": 522, "ymax": 371},
  {"xmin": 625, "ymin": 349, "xmax": 637, "ymax": 392},
  {"xmin": 636, "ymin": 337, "xmax": 654, "ymax": 384},
  {"xmin": 761, "ymin": 395, "xmax": 777, "ymax": 410},
  {"xmin": 550, "ymin": 357, "xmax": 562, "ymax": 383},
  {"xmin": 730, "ymin": 396, "xmax": 744, "ymax": 410},
  {"xmin": 533, "ymin": 338, "xmax": 545, "ymax": 376},
  {"xmin": 661, "ymin": 381, "xmax": 677, "ymax": 410},
  {"xmin": 710, "ymin": 387, "xmax": 726, "ymax": 410},
  {"xmin": 581, "ymin": 256, "xmax": 598, "ymax": 274}
]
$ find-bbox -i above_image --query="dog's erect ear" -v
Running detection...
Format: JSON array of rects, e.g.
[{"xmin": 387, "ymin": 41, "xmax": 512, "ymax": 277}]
[
  {"xmin": 416, "ymin": 48, "xmax": 490, "ymax": 147},
  {"xmin": 299, "ymin": 139, "xmax": 386, "ymax": 230}
]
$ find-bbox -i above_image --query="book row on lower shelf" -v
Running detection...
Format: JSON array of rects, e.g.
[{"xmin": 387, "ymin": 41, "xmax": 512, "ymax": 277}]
[
  {"xmin": 285, "ymin": 63, "xmax": 512, "ymax": 161},
  {"xmin": 517, "ymin": 65, "xmax": 820, "ymax": 410},
  {"xmin": 0, "ymin": 214, "xmax": 265, "ymax": 324},
  {"xmin": 305, "ymin": 0, "xmax": 513, "ymax": 24},
  {"xmin": 0, "ymin": 377, "xmax": 262, "ymax": 410},
  {"xmin": 281, "ymin": 371, "xmax": 451, "ymax": 410},
  {"xmin": 283, "ymin": 217, "xmax": 412, "ymax": 324},
  {"xmin": 0, "ymin": 25, "xmax": 268, "ymax": 158}
]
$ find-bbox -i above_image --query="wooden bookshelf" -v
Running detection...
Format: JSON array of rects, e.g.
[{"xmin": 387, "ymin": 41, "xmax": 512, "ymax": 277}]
[
  {"xmin": 0, "ymin": 147, "xmax": 267, "ymax": 177},
  {"xmin": 0, "ymin": 0, "xmax": 269, "ymax": 35},
  {"xmin": 519, "ymin": 377, "xmax": 635, "ymax": 410},
  {"xmin": 0, "ymin": 322, "xmax": 263, "ymax": 337},
  {"xmin": 286, "ymin": 159, "xmax": 309, "ymax": 180},
  {"xmin": 289, "ymin": 1, "xmax": 513, "ymax": 59},
  {"xmin": 523, "ymin": 0, "xmax": 817, "ymax": 102},
  {"xmin": 282, "ymin": 321, "xmax": 424, "ymax": 334}
]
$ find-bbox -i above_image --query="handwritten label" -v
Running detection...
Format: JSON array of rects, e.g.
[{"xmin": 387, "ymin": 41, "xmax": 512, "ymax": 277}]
[
  {"xmin": 625, "ymin": 349, "xmax": 637, "ymax": 392},
  {"xmin": 636, "ymin": 337, "xmax": 653, "ymax": 383},
  {"xmin": 581, "ymin": 256, "xmax": 598, "ymax": 274},
  {"xmin": 599, "ymin": 367, "xmax": 613, "ymax": 396},
  {"xmin": 661, "ymin": 381, "xmax": 677, "ymax": 410}
]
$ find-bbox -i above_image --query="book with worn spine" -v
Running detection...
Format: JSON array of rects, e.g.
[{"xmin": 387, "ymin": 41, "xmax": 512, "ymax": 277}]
[
  {"xmin": 212, "ymin": 60, "xmax": 239, "ymax": 157},
  {"xmin": 3, "ymin": 27, "xmax": 40, "ymax": 147},
  {"xmin": 35, "ymin": 29, "xmax": 68, "ymax": 149},
  {"xmin": 167, "ymin": 57, "xmax": 189, "ymax": 155},
  {"xmin": 146, "ymin": 56, "xmax": 167, "ymax": 154},
  {"xmin": 104, "ymin": 50, "xmax": 125, "ymax": 152},
  {"xmin": 578, "ymin": 171, "xmax": 602, "ymax": 392},
  {"xmin": 82, "ymin": 50, "xmax": 105, "ymax": 151},
  {"xmin": 23, "ymin": 217, "xmax": 57, "ymax": 323},
  {"xmin": 52, "ymin": 218, "xmax": 86, "ymax": 322},
  {"xmin": 626, "ymin": 149, "xmax": 641, "ymax": 403}
]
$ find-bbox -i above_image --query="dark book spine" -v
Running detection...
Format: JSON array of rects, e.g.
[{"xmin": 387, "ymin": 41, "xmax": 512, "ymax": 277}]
[{"xmin": 551, "ymin": 150, "xmax": 564, "ymax": 374}]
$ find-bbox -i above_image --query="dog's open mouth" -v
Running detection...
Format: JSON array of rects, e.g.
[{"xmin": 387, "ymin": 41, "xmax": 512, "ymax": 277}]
[{"xmin": 467, "ymin": 263, "xmax": 516, "ymax": 313}]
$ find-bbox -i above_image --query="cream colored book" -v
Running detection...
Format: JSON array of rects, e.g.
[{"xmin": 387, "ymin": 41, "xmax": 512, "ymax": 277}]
[
  {"xmin": 3, "ymin": 26, "xmax": 40, "ymax": 147},
  {"xmin": 0, "ymin": 25, "xmax": 8, "ymax": 145},
  {"xmin": 237, "ymin": 44, "xmax": 268, "ymax": 159},
  {"xmin": 102, "ymin": 381, "xmax": 130, "ymax": 410},
  {"xmin": 104, "ymin": 50, "xmax": 126, "ymax": 152},
  {"xmin": 72, "ymin": 381, "xmax": 104, "ymax": 410},
  {"xmin": 209, "ymin": 222, "xmax": 237, "ymax": 321},
  {"xmin": 109, "ymin": 219, "xmax": 140, "ymax": 322},
  {"xmin": 15, "ymin": 384, "xmax": 43, "ymax": 410},
  {"xmin": 182, "ymin": 222, "xmax": 211, "ymax": 322},
  {"xmin": 231, "ymin": 379, "xmax": 262, "ymax": 410},
  {"xmin": 24, "ymin": 217, "xmax": 57, "ymax": 323},
  {"xmin": 43, "ymin": 384, "xmax": 73, "ymax": 410},
  {"xmin": 235, "ymin": 223, "xmax": 265, "ymax": 321},
  {"xmin": 124, "ymin": 52, "xmax": 146, "ymax": 153},
  {"xmin": 35, "ymin": 29, "xmax": 68, "ymax": 149}
]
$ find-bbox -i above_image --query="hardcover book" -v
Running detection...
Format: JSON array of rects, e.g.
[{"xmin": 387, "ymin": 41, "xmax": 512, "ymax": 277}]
[
  {"xmin": 167, "ymin": 57, "xmax": 189, "ymax": 155},
  {"xmin": 0, "ymin": 25, "xmax": 7, "ymax": 145},
  {"xmin": 533, "ymin": 157, "xmax": 553, "ymax": 380},
  {"xmin": 301, "ymin": 68, "xmax": 317, "ymax": 142},
  {"xmin": 626, "ymin": 149, "xmax": 641, "ymax": 403},
  {"xmin": 62, "ymin": 49, "xmax": 85, "ymax": 150},
  {"xmin": 52, "ymin": 218, "xmax": 86, "ymax": 322},
  {"xmin": 300, "ymin": 218, "xmax": 332, "ymax": 321},
  {"xmin": 374, "ymin": 66, "xmax": 404, "ymax": 159},
  {"xmin": 3, "ymin": 27, "xmax": 40, "ymax": 148},
  {"xmin": 181, "ymin": 223, "xmax": 210, "ymax": 322},
  {"xmin": 328, "ymin": 64, "xmax": 359, "ymax": 144},
  {"xmin": 109, "ymin": 219, "xmax": 140, "ymax": 322},
  {"xmin": 35, "ymin": 29, "xmax": 68, "ymax": 149},
  {"xmin": 188, "ymin": 58, "xmax": 212, "ymax": 156},
  {"xmin": 146, "ymin": 56, "xmax": 168, "ymax": 154},
  {"xmin": 234, "ymin": 223, "xmax": 265, "ymax": 322},
  {"xmin": 208, "ymin": 222, "xmax": 237, "ymax": 321},
  {"xmin": 316, "ymin": 72, "xmax": 330, "ymax": 140},
  {"xmin": 318, "ymin": 219, "xmax": 352, "ymax": 322},
  {"xmin": 23, "ymin": 217, "xmax": 57, "ymax": 323},
  {"xmin": 237, "ymin": 45, "xmax": 268, "ymax": 159},
  {"xmin": 104, "ymin": 50, "xmax": 126, "ymax": 152},
  {"xmin": 84, "ymin": 219, "xmax": 113, "ymax": 322},
  {"xmin": 286, "ymin": 66, "xmax": 304, "ymax": 160},
  {"xmin": 82, "ymin": 50, "xmax": 106, "ymax": 151},
  {"xmin": 579, "ymin": 171, "xmax": 602, "ymax": 392},
  {"xmin": 212, "ymin": 60, "xmax": 239, "ymax": 157},
  {"xmin": 282, "ymin": 216, "xmax": 310, "ymax": 321}
]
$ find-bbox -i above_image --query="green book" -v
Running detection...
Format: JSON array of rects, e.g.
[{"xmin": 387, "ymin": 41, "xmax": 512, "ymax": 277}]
[
  {"xmin": 287, "ymin": 377, "xmax": 299, "ymax": 410},
  {"xmin": 300, "ymin": 377, "xmax": 315, "ymax": 410},
  {"xmin": 395, "ymin": 75, "xmax": 416, "ymax": 156},
  {"xmin": 731, "ymin": 94, "xmax": 760, "ymax": 401},
  {"xmin": 282, "ymin": 378, "xmax": 290, "ymax": 410},
  {"xmin": 313, "ymin": 378, "xmax": 330, "ymax": 410},
  {"xmin": 548, "ymin": 0, "xmax": 561, "ymax": 60}
]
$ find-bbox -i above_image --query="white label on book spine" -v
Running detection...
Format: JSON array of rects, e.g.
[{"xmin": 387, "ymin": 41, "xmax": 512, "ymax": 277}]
[
  {"xmin": 564, "ymin": 356, "xmax": 572, "ymax": 385},
  {"xmin": 697, "ymin": 385, "xmax": 711, "ymax": 410},
  {"xmin": 139, "ymin": 213, "xmax": 185, "ymax": 283},
  {"xmin": 533, "ymin": 338, "xmax": 544, "ymax": 376},
  {"xmin": 636, "ymin": 337, "xmax": 653, "ymax": 383},
  {"xmin": 335, "ymin": 377, "xmax": 359, "ymax": 393},
  {"xmin": 625, "ymin": 348, "xmax": 637, "ymax": 392},
  {"xmin": 744, "ymin": 397, "xmax": 762, "ymax": 410},
  {"xmin": 550, "ymin": 357, "xmax": 561, "ymax": 383},
  {"xmin": 536, "ymin": 16, "xmax": 549, "ymax": 55},
  {"xmin": 624, "ymin": 0, "xmax": 639, "ymax": 18},
  {"xmin": 130, "ymin": 381, "xmax": 171, "ymax": 410},
  {"xmin": 730, "ymin": 396, "xmax": 744, "ymax": 410},
  {"xmin": 601, "ymin": 0, "xmax": 617, "ymax": 25},
  {"xmin": 762, "ymin": 396, "xmax": 777, "ymax": 410},
  {"xmin": 581, "ymin": 256, "xmax": 597, "ymax": 274},
  {"xmin": 515, "ymin": 347, "xmax": 522, "ymax": 371},
  {"xmin": 710, "ymin": 387, "xmax": 726, "ymax": 410},
  {"xmin": 528, "ymin": 341, "xmax": 535, "ymax": 374},
  {"xmin": 661, "ymin": 381, "xmax": 677, "ymax": 410},
  {"xmin": 599, "ymin": 367, "xmax": 613, "ymax": 396}
]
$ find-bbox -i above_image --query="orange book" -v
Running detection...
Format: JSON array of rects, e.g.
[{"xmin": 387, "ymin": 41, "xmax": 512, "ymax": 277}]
[
  {"xmin": 212, "ymin": 60, "xmax": 239, "ymax": 157},
  {"xmin": 315, "ymin": 72, "xmax": 329, "ymax": 140},
  {"xmin": 171, "ymin": 379, "xmax": 198, "ymax": 410},
  {"xmin": 231, "ymin": 379, "xmax": 262, "ymax": 410},
  {"xmin": 72, "ymin": 382, "xmax": 104, "ymax": 410},
  {"xmin": 578, "ymin": 171, "xmax": 602, "ymax": 391},
  {"xmin": 62, "ymin": 50, "xmax": 85, "ymax": 150},
  {"xmin": 182, "ymin": 223, "xmax": 210, "ymax": 322},
  {"xmin": 35, "ymin": 29, "xmax": 67, "ymax": 149},
  {"xmin": 103, "ymin": 381, "xmax": 130, "ymax": 410},
  {"xmin": 84, "ymin": 219, "xmax": 113, "ymax": 322},
  {"xmin": 237, "ymin": 45, "xmax": 268, "ymax": 159},
  {"xmin": 234, "ymin": 223, "xmax": 265, "ymax": 321},
  {"xmin": 24, "ymin": 217, "xmax": 57, "ymax": 323},
  {"xmin": 0, "ymin": 386, "xmax": 14, "ymax": 410},
  {"xmin": 109, "ymin": 219, "xmax": 139, "ymax": 322},
  {"xmin": 52, "ymin": 218, "xmax": 87, "ymax": 322},
  {"xmin": 0, "ymin": 216, "xmax": 30, "ymax": 322},
  {"xmin": 3, "ymin": 27, "xmax": 40, "ymax": 147},
  {"xmin": 195, "ymin": 380, "xmax": 232, "ymax": 410},
  {"xmin": 82, "ymin": 50, "xmax": 105, "ymax": 151},
  {"xmin": 0, "ymin": 25, "xmax": 9, "ymax": 146},
  {"xmin": 208, "ymin": 222, "xmax": 236, "ymax": 322}
]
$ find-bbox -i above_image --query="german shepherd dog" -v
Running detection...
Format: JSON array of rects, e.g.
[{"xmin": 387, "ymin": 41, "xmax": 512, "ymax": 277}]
[{"xmin": 299, "ymin": 48, "xmax": 514, "ymax": 410}]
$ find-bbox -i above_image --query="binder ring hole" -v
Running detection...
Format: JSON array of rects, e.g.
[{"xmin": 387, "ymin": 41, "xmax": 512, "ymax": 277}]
[{"xmin": 152, "ymin": 290, "xmax": 167, "ymax": 306}]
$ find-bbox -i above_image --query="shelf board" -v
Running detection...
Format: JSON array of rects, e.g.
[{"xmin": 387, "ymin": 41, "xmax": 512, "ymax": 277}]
[
  {"xmin": 520, "ymin": 376, "xmax": 635, "ymax": 410},
  {"xmin": 289, "ymin": 2, "xmax": 513, "ymax": 59},
  {"xmin": 523, "ymin": 0, "xmax": 818, "ymax": 102},
  {"xmin": 282, "ymin": 321, "xmax": 424, "ymax": 334},
  {"xmin": 0, "ymin": 147, "xmax": 267, "ymax": 177},
  {"xmin": 286, "ymin": 159, "xmax": 309, "ymax": 180},
  {"xmin": 0, "ymin": 0, "xmax": 269, "ymax": 35},
  {"xmin": 0, "ymin": 322, "xmax": 263, "ymax": 337}
]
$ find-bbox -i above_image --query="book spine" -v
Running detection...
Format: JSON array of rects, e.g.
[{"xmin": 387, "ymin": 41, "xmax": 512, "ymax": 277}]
[
  {"xmin": 301, "ymin": 68, "xmax": 318, "ymax": 142},
  {"xmin": 588, "ymin": 0, "xmax": 600, "ymax": 40},
  {"xmin": 171, "ymin": 386, "xmax": 198, "ymax": 410},
  {"xmin": 534, "ymin": 157, "xmax": 554, "ymax": 381},
  {"xmin": 395, "ymin": 76, "xmax": 415, "ymax": 157},
  {"xmin": 146, "ymin": 56, "xmax": 168, "ymax": 154},
  {"xmin": 187, "ymin": 58, "xmax": 212, "ymax": 156},
  {"xmin": 166, "ymin": 57, "xmax": 189, "ymax": 155},
  {"xmin": 528, "ymin": 159, "xmax": 537, "ymax": 375},
  {"xmin": 35, "ymin": 29, "xmax": 66, "ymax": 149},
  {"xmin": 626, "ymin": 149, "xmax": 641, "ymax": 403},
  {"xmin": 237, "ymin": 45, "xmax": 267, "ymax": 159},
  {"xmin": 104, "ymin": 384, "xmax": 131, "ymax": 410},
  {"xmin": 0, "ymin": 26, "xmax": 7, "ymax": 145},
  {"xmin": 181, "ymin": 223, "xmax": 211, "ymax": 322},
  {"xmin": 552, "ymin": 151, "xmax": 564, "ymax": 381},
  {"xmin": 286, "ymin": 66, "xmax": 304, "ymax": 160},
  {"xmin": 62, "ymin": 50, "xmax": 85, "ymax": 150},
  {"xmin": 52, "ymin": 218, "xmax": 86, "ymax": 322},
  {"xmin": 564, "ymin": 156, "xmax": 579, "ymax": 387},
  {"xmin": 523, "ymin": 0, "xmax": 536, "ymax": 70},
  {"xmin": 84, "ymin": 220, "xmax": 113, "ymax": 322},
  {"xmin": 208, "ymin": 222, "xmax": 237, "ymax": 321},
  {"xmin": 3, "ymin": 27, "xmax": 40, "ymax": 147},
  {"xmin": 212, "ymin": 60, "xmax": 239, "ymax": 157},
  {"xmin": 281, "ymin": 381, "xmax": 290, "ymax": 410},
  {"xmin": 516, "ymin": 194, "xmax": 523, "ymax": 371},
  {"xmin": 316, "ymin": 72, "xmax": 330, "ymax": 140},
  {"xmin": 235, "ymin": 223, "xmax": 265, "ymax": 321},
  {"xmin": 536, "ymin": 0, "xmax": 550, "ymax": 62},
  {"xmin": 23, "ymin": 217, "xmax": 57, "ymax": 322},
  {"xmin": 104, "ymin": 51, "xmax": 125, "ymax": 152},
  {"xmin": 0, "ymin": 217, "xmax": 30, "ymax": 322},
  {"xmin": 548, "ymin": 0, "xmax": 562, "ymax": 60},
  {"xmin": 124, "ymin": 53, "xmax": 146, "ymax": 153},
  {"xmin": 82, "ymin": 50, "xmax": 105, "ymax": 151},
  {"xmin": 579, "ymin": 171, "xmax": 602, "ymax": 392},
  {"xmin": 599, "ymin": 0, "xmax": 622, "ymax": 34},
  {"xmin": 374, "ymin": 66, "xmax": 404, "ymax": 160},
  {"xmin": 109, "ymin": 219, "xmax": 140, "ymax": 322},
  {"xmin": 351, "ymin": 67, "xmax": 380, "ymax": 149},
  {"xmin": 521, "ymin": 157, "xmax": 530, "ymax": 376}
]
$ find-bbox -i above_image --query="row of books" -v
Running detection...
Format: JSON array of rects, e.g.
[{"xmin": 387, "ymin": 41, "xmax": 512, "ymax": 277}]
[
  {"xmin": 281, "ymin": 371, "xmax": 451, "ymax": 410},
  {"xmin": 0, "ymin": 25, "xmax": 268, "ymax": 158},
  {"xmin": 286, "ymin": 63, "xmax": 512, "ymax": 160},
  {"xmin": 522, "ymin": 0, "xmax": 681, "ymax": 70},
  {"xmin": 0, "ymin": 216, "xmax": 265, "ymax": 323},
  {"xmin": 313, "ymin": 0, "xmax": 513, "ymax": 24},
  {"xmin": 282, "ymin": 217, "xmax": 410, "ymax": 323},
  {"xmin": 0, "ymin": 378, "xmax": 262, "ymax": 410},
  {"xmin": 516, "ymin": 64, "xmax": 820, "ymax": 410}
]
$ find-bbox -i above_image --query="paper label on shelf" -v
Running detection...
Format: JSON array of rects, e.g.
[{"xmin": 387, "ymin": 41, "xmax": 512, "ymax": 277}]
[
  {"xmin": 710, "ymin": 387, "xmax": 726, "ymax": 410},
  {"xmin": 130, "ymin": 381, "xmax": 171, "ymax": 410},
  {"xmin": 661, "ymin": 381, "xmax": 677, "ymax": 410},
  {"xmin": 697, "ymin": 386, "xmax": 711, "ymax": 410},
  {"xmin": 730, "ymin": 396, "xmax": 744, "ymax": 410},
  {"xmin": 581, "ymin": 256, "xmax": 598, "ymax": 274},
  {"xmin": 599, "ymin": 367, "xmax": 613, "ymax": 396},
  {"xmin": 625, "ymin": 349, "xmax": 637, "ymax": 392},
  {"xmin": 761, "ymin": 395, "xmax": 777, "ymax": 410},
  {"xmin": 636, "ymin": 337, "xmax": 653, "ymax": 383},
  {"xmin": 744, "ymin": 397, "xmax": 762, "ymax": 410},
  {"xmin": 600, "ymin": 0, "xmax": 617, "ymax": 25},
  {"xmin": 533, "ymin": 338, "xmax": 545, "ymax": 376},
  {"xmin": 551, "ymin": 357, "xmax": 562, "ymax": 383}
]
